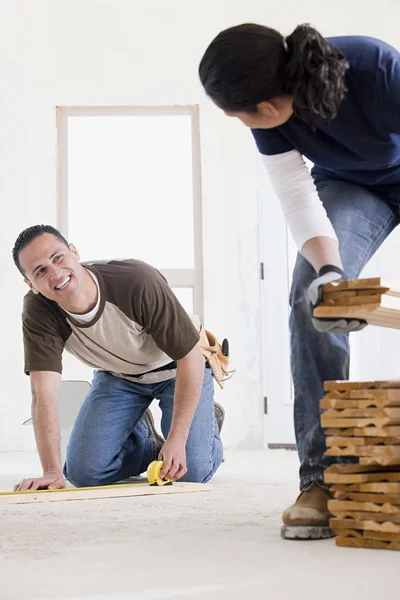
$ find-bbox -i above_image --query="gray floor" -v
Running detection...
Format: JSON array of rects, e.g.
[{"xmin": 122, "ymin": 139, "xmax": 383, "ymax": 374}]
[{"xmin": 0, "ymin": 449, "xmax": 398, "ymax": 600}]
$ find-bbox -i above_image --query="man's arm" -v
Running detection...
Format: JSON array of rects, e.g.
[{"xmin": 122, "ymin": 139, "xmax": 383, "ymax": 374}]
[
  {"xmin": 159, "ymin": 343, "xmax": 205, "ymax": 481},
  {"xmin": 14, "ymin": 371, "xmax": 66, "ymax": 491},
  {"xmin": 136, "ymin": 265, "xmax": 206, "ymax": 480}
]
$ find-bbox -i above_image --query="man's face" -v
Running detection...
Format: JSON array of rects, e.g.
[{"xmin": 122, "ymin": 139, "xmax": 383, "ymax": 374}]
[{"xmin": 19, "ymin": 233, "xmax": 84, "ymax": 306}]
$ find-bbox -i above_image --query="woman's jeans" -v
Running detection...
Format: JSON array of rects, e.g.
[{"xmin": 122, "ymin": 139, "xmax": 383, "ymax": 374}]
[{"xmin": 291, "ymin": 173, "xmax": 400, "ymax": 488}]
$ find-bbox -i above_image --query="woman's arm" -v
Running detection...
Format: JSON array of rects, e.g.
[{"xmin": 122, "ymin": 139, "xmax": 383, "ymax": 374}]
[
  {"xmin": 262, "ymin": 149, "xmax": 366, "ymax": 333},
  {"xmin": 261, "ymin": 149, "xmax": 342, "ymax": 272}
]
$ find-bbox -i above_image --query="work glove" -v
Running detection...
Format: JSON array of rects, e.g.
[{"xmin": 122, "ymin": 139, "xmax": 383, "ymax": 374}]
[{"xmin": 307, "ymin": 265, "xmax": 368, "ymax": 334}]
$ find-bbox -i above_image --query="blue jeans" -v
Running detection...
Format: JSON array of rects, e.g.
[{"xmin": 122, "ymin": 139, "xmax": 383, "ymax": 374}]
[
  {"xmin": 291, "ymin": 173, "xmax": 400, "ymax": 488},
  {"xmin": 64, "ymin": 367, "xmax": 223, "ymax": 487}
]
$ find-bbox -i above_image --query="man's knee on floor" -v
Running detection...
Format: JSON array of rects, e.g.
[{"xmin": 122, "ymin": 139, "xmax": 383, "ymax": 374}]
[
  {"xmin": 180, "ymin": 467, "xmax": 211, "ymax": 484},
  {"xmin": 180, "ymin": 457, "xmax": 222, "ymax": 484},
  {"xmin": 65, "ymin": 456, "xmax": 111, "ymax": 488}
]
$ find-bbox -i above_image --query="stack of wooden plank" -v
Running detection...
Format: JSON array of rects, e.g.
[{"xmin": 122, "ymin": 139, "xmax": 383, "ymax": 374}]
[
  {"xmin": 314, "ymin": 277, "xmax": 400, "ymax": 329},
  {"xmin": 321, "ymin": 379, "xmax": 400, "ymax": 551}
]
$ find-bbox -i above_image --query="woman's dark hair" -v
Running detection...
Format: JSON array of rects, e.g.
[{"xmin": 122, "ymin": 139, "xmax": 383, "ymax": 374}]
[{"xmin": 199, "ymin": 23, "xmax": 349, "ymax": 125}]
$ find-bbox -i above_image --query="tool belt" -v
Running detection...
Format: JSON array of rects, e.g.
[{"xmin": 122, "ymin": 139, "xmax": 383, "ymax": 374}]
[{"xmin": 199, "ymin": 326, "xmax": 235, "ymax": 389}]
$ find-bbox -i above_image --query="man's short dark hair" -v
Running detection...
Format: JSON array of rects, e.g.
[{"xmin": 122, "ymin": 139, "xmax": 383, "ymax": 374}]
[{"xmin": 12, "ymin": 224, "xmax": 69, "ymax": 276}]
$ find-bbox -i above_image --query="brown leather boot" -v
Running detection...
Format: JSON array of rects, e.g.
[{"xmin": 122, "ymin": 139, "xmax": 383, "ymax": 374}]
[
  {"xmin": 214, "ymin": 402, "xmax": 225, "ymax": 433},
  {"xmin": 281, "ymin": 481, "xmax": 335, "ymax": 540},
  {"xmin": 142, "ymin": 408, "xmax": 165, "ymax": 455}
]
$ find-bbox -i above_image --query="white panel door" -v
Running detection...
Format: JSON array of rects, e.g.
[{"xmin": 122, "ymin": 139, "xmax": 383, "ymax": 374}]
[
  {"xmin": 259, "ymin": 164, "xmax": 400, "ymax": 447},
  {"xmin": 259, "ymin": 165, "xmax": 295, "ymax": 446}
]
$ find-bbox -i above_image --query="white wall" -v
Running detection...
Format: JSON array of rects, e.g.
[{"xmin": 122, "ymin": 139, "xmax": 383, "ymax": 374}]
[{"xmin": 1, "ymin": 0, "xmax": 400, "ymax": 452}]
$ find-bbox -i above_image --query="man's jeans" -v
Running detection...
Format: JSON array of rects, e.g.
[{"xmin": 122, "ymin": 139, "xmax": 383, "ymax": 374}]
[
  {"xmin": 291, "ymin": 173, "xmax": 400, "ymax": 489},
  {"xmin": 64, "ymin": 366, "xmax": 223, "ymax": 487}
]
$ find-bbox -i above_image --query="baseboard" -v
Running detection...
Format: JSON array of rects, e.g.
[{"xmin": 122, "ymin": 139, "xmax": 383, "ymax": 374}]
[{"xmin": 268, "ymin": 443, "xmax": 297, "ymax": 450}]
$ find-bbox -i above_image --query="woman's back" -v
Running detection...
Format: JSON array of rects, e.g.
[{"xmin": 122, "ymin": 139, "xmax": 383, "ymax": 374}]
[{"xmin": 252, "ymin": 36, "xmax": 400, "ymax": 189}]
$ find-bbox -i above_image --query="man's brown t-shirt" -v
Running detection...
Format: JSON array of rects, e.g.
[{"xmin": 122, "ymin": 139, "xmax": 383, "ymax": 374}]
[{"xmin": 22, "ymin": 259, "xmax": 200, "ymax": 384}]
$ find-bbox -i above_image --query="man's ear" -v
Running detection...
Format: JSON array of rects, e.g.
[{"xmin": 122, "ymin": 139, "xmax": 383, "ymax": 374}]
[
  {"xmin": 24, "ymin": 278, "xmax": 39, "ymax": 295},
  {"xmin": 69, "ymin": 243, "xmax": 80, "ymax": 261},
  {"xmin": 257, "ymin": 100, "xmax": 280, "ymax": 118}
]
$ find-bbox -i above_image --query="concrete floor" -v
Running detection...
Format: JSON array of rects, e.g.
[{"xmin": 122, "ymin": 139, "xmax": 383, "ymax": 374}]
[{"xmin": 0, "ymin": 449, "xmax": 398, "ymax": 600}]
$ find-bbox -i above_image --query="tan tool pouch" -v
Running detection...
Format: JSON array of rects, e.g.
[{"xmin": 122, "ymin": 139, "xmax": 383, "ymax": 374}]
[{"xmin": 199, "ymin": 326, "xmax": 235, "ymax": 389}]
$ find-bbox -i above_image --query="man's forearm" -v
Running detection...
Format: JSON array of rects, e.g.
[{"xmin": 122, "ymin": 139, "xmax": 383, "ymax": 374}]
[
  {"xmin": 168, "ymin": 344, "xmax": 205, "ymax": 442},
  {"xmin": 32, "ymin": 396, "xmax": 62, "ymax": 474},
  {"xmin": 29, "ymin": 372, "xmax": 62, "ymax": 474}
]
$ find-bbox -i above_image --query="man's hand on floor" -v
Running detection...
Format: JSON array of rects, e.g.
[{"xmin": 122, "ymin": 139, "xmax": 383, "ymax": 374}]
[
  {"xmin": 158, "ymin": 436, "xmax": 187, "ymax": 481},
  {"xmin": 13, "ymin": 470, "xmax": 66, "ymax": 492}
]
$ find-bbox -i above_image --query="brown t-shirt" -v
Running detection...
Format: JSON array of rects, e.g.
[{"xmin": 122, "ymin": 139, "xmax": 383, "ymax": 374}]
[{"xmin": 22, "ymin": 259, "xmax": 200, "ymax": 384}]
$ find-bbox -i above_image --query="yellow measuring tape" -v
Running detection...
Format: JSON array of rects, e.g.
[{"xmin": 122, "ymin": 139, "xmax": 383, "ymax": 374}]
[{"xmin": 1, "ymin": 460, "xmax": 171, "ymax": 495}]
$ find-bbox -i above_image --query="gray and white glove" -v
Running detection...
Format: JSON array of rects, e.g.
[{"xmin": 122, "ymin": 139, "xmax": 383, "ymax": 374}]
[{"xmin": 307, "ymin": 265, "xmax": 368, "ymax": 334}]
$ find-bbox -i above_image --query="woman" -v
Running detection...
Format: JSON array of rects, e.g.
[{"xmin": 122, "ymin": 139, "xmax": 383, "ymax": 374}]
[{"xmin": 199, "ymin": 23, "xmax": 400, "ymax": 540}]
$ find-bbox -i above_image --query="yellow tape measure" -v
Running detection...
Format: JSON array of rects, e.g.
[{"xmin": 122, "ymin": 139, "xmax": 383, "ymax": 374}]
[{"xmin": 2, "ymin": 460, "xmax": 171, "ymax": 495}]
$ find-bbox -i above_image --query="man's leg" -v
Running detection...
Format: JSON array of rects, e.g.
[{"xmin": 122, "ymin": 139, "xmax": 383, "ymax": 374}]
[
  {"xmin": 156, "ymin": 366, "xmax": 223, "ymax": 483},
  {"xmin": 283, "ymin": 177, "xmax": 399, "ymax": 538},
  {"xmin": 64, "ymin": 371, "xmax": 160, "ymax": 487}
]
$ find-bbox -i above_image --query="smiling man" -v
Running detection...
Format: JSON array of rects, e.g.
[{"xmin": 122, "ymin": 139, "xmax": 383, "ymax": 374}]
[{"xmin": 12, "ymin": 224, "xmax": 224, "ymax": 491}]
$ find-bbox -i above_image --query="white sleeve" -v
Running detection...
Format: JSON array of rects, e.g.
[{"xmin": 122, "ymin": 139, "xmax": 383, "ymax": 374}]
[{"xmin": 261, "ymin": 149, "xmax": 338, "ymax": 250}]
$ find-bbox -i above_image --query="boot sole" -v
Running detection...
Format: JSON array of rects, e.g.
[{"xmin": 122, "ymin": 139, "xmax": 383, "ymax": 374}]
[{"xmin": 281, "ymin": 525, "xmax": 335, "ymax": 540}]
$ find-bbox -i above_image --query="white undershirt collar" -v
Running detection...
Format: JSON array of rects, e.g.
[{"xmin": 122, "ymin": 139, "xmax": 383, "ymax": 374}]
[{"xmin": 62, "ymin": 269, "xmax": 101, "ymax": 325}]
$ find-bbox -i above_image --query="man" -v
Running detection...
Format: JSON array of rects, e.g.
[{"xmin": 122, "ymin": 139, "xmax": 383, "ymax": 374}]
[{"xmin": 12, "ymin": 224, "xmax": 224, "ymax": 491}]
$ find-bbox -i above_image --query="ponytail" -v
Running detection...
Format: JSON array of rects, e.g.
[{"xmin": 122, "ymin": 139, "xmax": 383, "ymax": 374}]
[
  {"xmin": 284, "ymin": 24, "xmax": 349, "ymax": 124},
  {"xmin": 199, "ymin": 23, "xmax": 349, "ymax": 125}
]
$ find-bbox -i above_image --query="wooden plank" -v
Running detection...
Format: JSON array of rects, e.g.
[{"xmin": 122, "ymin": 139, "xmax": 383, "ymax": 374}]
[
  {"xmin": 364, "ymin": 531, "xmax": 400, "ymax": 542},
  {"xmin": 336, "ymin": 536, "xmax": 400, "ymax": 550},
  {"xmin": 360, "ymin": 483, "xmax": 400, "ymax": 493},
  {"xmin": 324, "ymin": 380, "xmax": 400, "ymax": 392},
  {"xmin": 314, "ymin": 304, "xmax": 400, "ymax": 329},
  {"xmin": 326, "ymin": 436, "xmax": 373, "ymax": 446},
  {"xmin": 360, "ymin": 457, "xmax": 400, "ymax": 466},
  {"xmin": 330, "ymin": 482, "xmax": 400, "ymax": 493},
  {"xmin": 324, "ymin": 288, "xmax": 400, "ymax": 300},
  {"xmin": 323, "ymin": 278, "xmax": 400, "ymax": 293},
  {"xmin": 326, "ymin": 436, "xmax": 400, "ymax": 447},
  {"xmin": 320, "ymin": 294, "xmax": 400, "ymax": 308},
  {"xmin": 321, "ymin": 398, "xmax": 400, "ymax": 410},
  {"xmin": 333, "ymin": 527, "xmax": 400, "ymax": 542},
  {"xmin": 328, "ymin": 500, "xmax": 400, "ymax": 514},
  {"xmin": 0, "ymin": 482, "xmax": 212, "ymax": 505},
  {"xmin": 318, "ymin": 297, "xmax": 400, "ymax": 311},
  {"xmin": 332, "ymin": 511, "xmax": 400, "ymax": 522},
  {"xmin": 325, "ymin": 426, "xmax": 400, "ymax": 437},
  {"xmin": 333, "ymin": 491, "xmax": 400, "ymax": 504},
  {"xmin": 321, "ymin": 294, "xmax": 388, "ymax": 307},
  {"xmin": 324, "ymin": 471, "xmax": 400, "ymax": 484},
  {"xmin": 322, "ymin": 408, "xmax": 400, "ymax": 419},
  {"xmin": 321, "ymin": 397, "xmax": 400, "ymax": 409},
  {"xmin": 331, "ymin": 517, "xmax": 400, "ymax": 531},
  {"xmin": 325, "ymin": 464, "xmax": 400, "ymax": 474},
  {"xmin": 325, "ymin": 446, "xmax": 400, "ymax": 458},
  {"xmin": 335, "ymin": 529, "xmax": 363, "ymax": 539},
  {"xmin": 330, "ymin": 484, "xmax": 364, "ymax": 492},
  {"xmin": 321, "ymin": 417, "xmax": 400, "ymax": 428},
  {"xmin": 323, "ymin": 289, "xmax": 387, "ymax": 299},
  {"xmin": 323, "ymin": 389, "xmax": 400, "ymax": 401}
]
